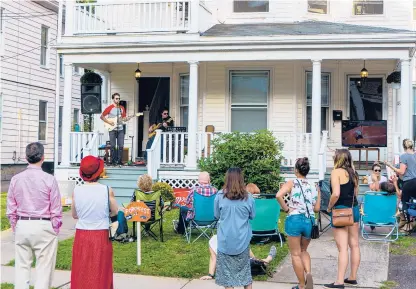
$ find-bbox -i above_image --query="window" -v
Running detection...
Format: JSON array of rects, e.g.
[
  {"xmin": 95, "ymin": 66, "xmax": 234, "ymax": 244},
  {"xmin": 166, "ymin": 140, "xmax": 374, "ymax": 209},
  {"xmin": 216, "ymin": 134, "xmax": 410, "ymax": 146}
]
[
  {"xmin": 353, "ymin": 0, "xmax": 383, "ymax": 15},
  {"xmin": 38, "ymin": 101, "xmax": 47, "ymax": 141},
  {"xmin": 179, "ymin": 74, "xmax": 189, "ymax": 128},
  {"xmin": 413, "ymin": 1, "xmax": 416, "ymax": 20},
  {"xmin": 58, "ymin": 106, "xmax": 63, "ymax": 144},
  {"xmin": 308, "ymin": 1, "xmax": 328, "ymax": 14},
  {"xmin": 306, "ymin": 72, "xmax": 330, "ymax": 133},
  {"xmin": 234, "ymin": 1, "xmax": 269, "ymax": 13},
  {"xmin": 59, "ymin": 55, "xmax": 64, "ymax": 77},
  {"xmin": 73, "ymin": 108, "xmax": 79, "ymax": 125},
  {"xmin": 230, "ymin": 71, "xmax": 269, "ymax": 132},
  {"xmin": 349, "ymin": 77, "xmax": 383, "ymax": 121},
  {"xmin": 40, "ymin": 26, "xmax": 49, "ymax": 66},
  {"xmin": 74, "ymin": 66, "xmax": 80, "ymax": 74}
]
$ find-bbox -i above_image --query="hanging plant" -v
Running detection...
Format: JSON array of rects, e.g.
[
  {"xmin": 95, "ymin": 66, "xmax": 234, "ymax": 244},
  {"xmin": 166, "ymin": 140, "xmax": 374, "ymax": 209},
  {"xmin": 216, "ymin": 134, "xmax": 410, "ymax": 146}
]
[
  {"xmin": 80, "ymin": 71, "xmax": 103, "ymax": 84},
  {"xmin": 386, "ymin": 71, "xmax": 401, "ymax": 84}
]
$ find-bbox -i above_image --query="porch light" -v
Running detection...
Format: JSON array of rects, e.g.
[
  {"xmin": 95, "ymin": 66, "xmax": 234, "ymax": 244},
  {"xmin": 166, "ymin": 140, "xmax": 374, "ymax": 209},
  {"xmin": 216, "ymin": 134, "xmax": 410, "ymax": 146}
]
[
  {"xmin": 134, "ymin": 63, "xmax": 142, "ymax": 80},
  {"xmin": 360, "ymin": 60, "xmax": 368, "ymax": 79}
]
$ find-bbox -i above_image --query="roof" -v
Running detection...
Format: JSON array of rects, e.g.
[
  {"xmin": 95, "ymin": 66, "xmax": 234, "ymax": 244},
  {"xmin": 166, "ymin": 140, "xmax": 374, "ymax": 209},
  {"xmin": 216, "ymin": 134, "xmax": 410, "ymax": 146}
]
[{"xmin": 201, "ymin": 21, "xmax": 415, "ymax": 37}]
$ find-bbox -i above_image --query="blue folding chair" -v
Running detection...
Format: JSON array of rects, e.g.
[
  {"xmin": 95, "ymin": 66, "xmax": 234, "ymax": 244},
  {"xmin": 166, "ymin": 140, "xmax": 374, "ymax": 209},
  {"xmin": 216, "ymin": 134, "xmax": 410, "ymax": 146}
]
[
  {"xmin": 186, "ymin": 193, "xmax": 218, "ymax": 243},
  {"xmin": 360, "ymin": 191, "xmax": 398, "ymax": 242},
  {"xmin": 250, "ymin": 198, "xmax": 283, "ymax": 247}
]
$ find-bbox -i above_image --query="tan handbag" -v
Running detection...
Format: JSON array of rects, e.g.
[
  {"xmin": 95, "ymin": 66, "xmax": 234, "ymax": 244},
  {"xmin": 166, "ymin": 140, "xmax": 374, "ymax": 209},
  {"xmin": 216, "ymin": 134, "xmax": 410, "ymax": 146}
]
[{"xmin": 332, "ymin": 193, "xmax": 355, "ymax": 227}]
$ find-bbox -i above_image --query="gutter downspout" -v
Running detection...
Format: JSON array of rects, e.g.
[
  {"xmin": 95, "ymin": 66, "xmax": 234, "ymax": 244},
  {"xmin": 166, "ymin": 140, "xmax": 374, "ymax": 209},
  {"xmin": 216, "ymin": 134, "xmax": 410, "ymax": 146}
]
[{"xmin": 54, "ymin": 0, "xmax": 63, "ymax": 170}]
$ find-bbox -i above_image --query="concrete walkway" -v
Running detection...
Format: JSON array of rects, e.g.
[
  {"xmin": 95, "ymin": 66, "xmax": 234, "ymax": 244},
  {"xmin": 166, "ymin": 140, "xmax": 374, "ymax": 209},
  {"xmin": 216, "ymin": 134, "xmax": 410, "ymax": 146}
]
[{"xmin": 270, "ymin": 226, "xmax": 390, "ymax": 289}]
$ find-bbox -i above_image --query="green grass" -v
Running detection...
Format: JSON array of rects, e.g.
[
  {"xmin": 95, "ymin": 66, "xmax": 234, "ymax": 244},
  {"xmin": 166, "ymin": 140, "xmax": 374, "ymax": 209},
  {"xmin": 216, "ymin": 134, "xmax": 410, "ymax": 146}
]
[
  {"xmin": 8, "ymin": 209, "xmax": 288, "ymax": 280},
  {"xmin": 390, "ymin": 236, "xmax": 416, "ymax": 256},
  {"xmin": 379, "ymin": 280, "xmax": 398, "ymax": 289},
  {"xmin": 1, "ymin": 193, "xmax": 10, "ymax": 231}
]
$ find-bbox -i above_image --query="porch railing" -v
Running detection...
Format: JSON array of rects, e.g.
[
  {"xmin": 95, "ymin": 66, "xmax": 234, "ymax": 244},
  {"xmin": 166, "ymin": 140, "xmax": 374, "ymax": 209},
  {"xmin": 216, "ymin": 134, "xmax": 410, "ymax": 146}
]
[
  {"xmin": 318, "ymin": 131, "xmax": 329, "ymax": 180},
  {"xmin": 72, "ymin": 1, "xmax": 192, "ymax": 34},
  {"xmin": 273, "ymin": 133, "xmax": 312, "ymax": 167},
  {"xmin": 147, "ymin": 130, "xmax": 162, "ymax": 178},
  {"xmin": 69, "ymin": 131, "xmax": 104, "ymax": 164}
]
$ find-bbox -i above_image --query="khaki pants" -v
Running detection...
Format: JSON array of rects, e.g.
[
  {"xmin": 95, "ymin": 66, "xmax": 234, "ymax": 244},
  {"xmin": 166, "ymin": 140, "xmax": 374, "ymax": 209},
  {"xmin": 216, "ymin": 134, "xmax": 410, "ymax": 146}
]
[{"xmin": 15, "ymin": 220, "xmax": 58, "ymax": 289}]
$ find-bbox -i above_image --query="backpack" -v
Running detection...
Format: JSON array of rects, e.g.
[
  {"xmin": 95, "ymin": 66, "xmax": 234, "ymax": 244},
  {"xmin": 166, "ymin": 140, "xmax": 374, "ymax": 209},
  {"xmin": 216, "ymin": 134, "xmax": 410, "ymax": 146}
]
[{"xmin": 250, "ymin": 259, "xmax": 269, "ymax": 276}]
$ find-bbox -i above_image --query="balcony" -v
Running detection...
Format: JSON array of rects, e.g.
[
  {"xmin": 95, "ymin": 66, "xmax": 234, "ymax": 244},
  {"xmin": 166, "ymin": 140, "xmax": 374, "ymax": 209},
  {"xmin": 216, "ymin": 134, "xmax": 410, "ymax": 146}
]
[{"xmin": 64, "ymin": 0, "xmax": 211, "ymax": 36}]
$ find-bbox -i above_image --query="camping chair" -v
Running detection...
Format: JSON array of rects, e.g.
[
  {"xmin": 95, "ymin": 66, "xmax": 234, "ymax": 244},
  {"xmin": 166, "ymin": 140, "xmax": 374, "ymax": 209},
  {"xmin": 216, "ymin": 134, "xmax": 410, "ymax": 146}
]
[
  {"xmin": 250, "ymin": 198, "xmax": 283, "ymax": 247},
  {"xmin": 360, "ymin": 191, "xmax": 398, "ymax": 242},
  {"xmin": 134, "ymin": 189, "xmax": 164, "ymax": 242},
  {"xmin": 185, "ymin": 193, "xmax": 217, "ymax": 243}
]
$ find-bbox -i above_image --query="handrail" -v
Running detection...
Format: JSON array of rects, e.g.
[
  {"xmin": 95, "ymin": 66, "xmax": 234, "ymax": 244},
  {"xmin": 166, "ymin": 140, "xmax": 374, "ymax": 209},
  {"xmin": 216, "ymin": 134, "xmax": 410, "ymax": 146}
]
[
  {"xmin": 147, "ymin": 130, "xmax": 162, "ymax": 178},
  {"xmin": 318, "ymin": 131, "xmax": 329, "ymax": 180}
]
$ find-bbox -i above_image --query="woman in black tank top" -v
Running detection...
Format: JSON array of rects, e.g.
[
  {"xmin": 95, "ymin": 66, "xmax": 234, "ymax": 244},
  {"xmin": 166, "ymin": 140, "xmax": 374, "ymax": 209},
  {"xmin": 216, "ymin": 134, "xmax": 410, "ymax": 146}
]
[{"xmin": 324, "ymin": 149, "xmax": 360, "ymax": 289}]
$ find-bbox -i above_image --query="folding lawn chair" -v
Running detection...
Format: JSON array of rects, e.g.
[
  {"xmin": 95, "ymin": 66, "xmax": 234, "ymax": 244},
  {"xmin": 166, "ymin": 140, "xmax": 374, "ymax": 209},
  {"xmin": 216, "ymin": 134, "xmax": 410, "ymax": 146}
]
[
  {"xmin": 360, "ymin": 191, "xmax": 398, "ymax": 242},
  {"xmin": 185, "ymin": 193, "xmax": 217, "ymax": 243},
  {"xmin": 134, "ymin": 189, "xmax": 164, "ymax": 242},
  {"xmin": 251, "ymin": 198, "xmax": 284, "ymax": 247}
]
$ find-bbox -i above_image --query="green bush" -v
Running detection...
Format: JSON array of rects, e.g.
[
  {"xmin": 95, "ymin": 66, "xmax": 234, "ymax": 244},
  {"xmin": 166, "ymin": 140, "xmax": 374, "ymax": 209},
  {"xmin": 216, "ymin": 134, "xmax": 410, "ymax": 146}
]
[
  {"xmin": 198, "ymin": 130, "xmax": 283, "ymax": 194},
  {"xmin": 152, "ymin": 182, "xmax": 174, "ymax": 202}
]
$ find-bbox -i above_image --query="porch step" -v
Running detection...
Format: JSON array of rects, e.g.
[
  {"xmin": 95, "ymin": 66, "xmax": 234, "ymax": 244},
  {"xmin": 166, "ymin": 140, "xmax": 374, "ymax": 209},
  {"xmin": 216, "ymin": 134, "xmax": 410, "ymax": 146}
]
[
  {"xmin": 105, "ymin": 167, "xmax": 147, "ymax": 175},
  {"xmin": 100, "ymin": 178, "xmax": 138, "ymax": 188}
]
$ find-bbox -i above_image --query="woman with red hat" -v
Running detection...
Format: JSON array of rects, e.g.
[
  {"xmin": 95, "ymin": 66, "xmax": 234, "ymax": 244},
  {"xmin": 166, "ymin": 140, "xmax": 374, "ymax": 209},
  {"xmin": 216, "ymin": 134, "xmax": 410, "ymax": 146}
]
[{"xmin": 71, "ymin": 156, "xmax": 119, "ymax": 289}]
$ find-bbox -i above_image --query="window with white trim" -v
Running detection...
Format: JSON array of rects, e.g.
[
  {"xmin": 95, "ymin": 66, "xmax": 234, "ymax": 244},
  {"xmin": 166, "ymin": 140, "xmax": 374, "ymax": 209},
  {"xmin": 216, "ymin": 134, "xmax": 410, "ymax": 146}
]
[
  {"xmin": 38, "ymin": 101, "xmax": 47, "ymax": 141},
  {"xmin": 74, "ymin": 66, "xmax": 80, "ymax": 74},
  {"xmin": 413, "ymin": 0, "xmax": 416, "ymax": 20},
  {"xmin": 353, "ymin": 0, "xmax": 383, "ymax": 15},
  {"xmin": 179, "ymin": 74, "xmax": 189, "ymax": 128},
  {"xmin": 234, "ymin": 1, "xmax": 269, "ymax": 13},
  {"xmin": 308, "ymin": 0, "xmax": 328, "ymax": 14},
  {"xmin": 59, "ymin": 55, "xmax": 64, "ymax": 77},
  {"xmin": 40, "ymin": 25, "xmax": 49, "ymax": 66},
  {"xmin": 73, "ymin": 108, "xmax": 80, "ymax": 126},
  {"xmin": 306, "ymin": 72, "xmax": 330, "ymax": 133},
  {"xmin": 230, "ymin": 71, "xmax": 269, "ymax": 132},
  {"xmin": 59, "ymin": 106, "xmax": 63, "ymax": 144}
]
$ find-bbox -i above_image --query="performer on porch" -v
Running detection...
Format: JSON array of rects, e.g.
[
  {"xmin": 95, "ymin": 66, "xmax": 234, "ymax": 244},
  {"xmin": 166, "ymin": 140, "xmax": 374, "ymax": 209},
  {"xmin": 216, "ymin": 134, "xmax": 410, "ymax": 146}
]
[
  {"xmin": 100, "ymin": 93, "xmax": 127, "ymax": 166},
  {"xmin": 144, "ymin": 107, "xmax": 174, "ymax": 162}
]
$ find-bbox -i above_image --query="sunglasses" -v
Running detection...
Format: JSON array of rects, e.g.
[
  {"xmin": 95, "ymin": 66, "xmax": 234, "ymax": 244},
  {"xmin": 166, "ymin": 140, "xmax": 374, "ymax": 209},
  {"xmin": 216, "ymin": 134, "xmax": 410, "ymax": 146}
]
[
  {"xmin": 115, "ymin": 98, "xmax": 120, "ymax": 100},
  {"xmin": 162, "ymin": 112, "xmax": 168, "ymax": 115},
  {"xmin": 374, "ymin": 169, "xmax": 381, "ymax": 172}
]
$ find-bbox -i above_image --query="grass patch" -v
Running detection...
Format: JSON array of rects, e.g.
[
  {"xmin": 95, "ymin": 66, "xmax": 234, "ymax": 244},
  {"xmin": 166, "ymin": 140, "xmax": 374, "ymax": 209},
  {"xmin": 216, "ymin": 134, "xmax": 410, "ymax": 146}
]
[
  {"xmin": 1, "ymin": 193, "xmax": 10, "ymax": 231},
  {"xmin": 7, "ymin": 209, "xmax": 288, "ymax": 280},
  {"xmin": 379, "ymin": 280, "xmax": 398, "ymax": 289},
  {"xmin": 0, "ymin": 284, "xmax": 54, "ymax": 289},
  {"xmin": 390, "ymin": 236, "xmax": 416, "ymax": 256}
]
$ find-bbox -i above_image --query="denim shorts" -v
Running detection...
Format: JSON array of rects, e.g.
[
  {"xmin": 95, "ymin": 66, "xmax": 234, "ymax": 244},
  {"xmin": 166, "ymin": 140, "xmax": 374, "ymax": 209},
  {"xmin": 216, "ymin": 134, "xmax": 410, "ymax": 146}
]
[
  {"xmin": 330, "ymin": 205, "xmax": 360, "ymax": 228},
  {"xmin": 285, "ymin": 214, "xmax": 314, "ymax": 239}
]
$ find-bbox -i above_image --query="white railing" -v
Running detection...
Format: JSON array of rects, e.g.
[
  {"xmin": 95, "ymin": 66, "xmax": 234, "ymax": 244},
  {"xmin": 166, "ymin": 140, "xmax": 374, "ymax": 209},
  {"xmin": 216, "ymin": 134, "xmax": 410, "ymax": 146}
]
[
  {"xmin": 392, "ymin": 132, "xmax": 402, "ymax": 155},
  {"xmin": 69, "ymin": 131, "xmax": 104, "ymax": 164},
  {"xmin": 147, "ymin": 130, "xmax": 162, "ymax": 178},
  {"xmin": 73, "ymin": 1, "xmax": 191, "ymax": 34},
  {"xmin": 318, "ymin": 131, "xmax": 329, "ymax": 180},
  {"xmin": 273, "ymin": 133, "xmax": 312, "ymax": 167}
]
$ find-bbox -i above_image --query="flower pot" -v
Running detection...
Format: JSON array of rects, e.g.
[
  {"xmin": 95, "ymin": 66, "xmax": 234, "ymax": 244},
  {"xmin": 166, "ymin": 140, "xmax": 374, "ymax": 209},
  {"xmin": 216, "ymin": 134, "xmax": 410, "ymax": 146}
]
[{"xmin": 391, "ymin": 83, "xmax": 401, "ymax": 90}]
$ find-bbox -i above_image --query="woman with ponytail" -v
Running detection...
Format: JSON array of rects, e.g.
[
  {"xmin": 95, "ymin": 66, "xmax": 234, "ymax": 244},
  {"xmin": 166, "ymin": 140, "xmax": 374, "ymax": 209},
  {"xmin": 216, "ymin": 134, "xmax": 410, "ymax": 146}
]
[
  {"xmin": 276, "ymin": 157, "xmax": 320, "ymax": 289},
  {"xmin": 324, "ymin": 149, "xmax": 360, "ymax": 289}
]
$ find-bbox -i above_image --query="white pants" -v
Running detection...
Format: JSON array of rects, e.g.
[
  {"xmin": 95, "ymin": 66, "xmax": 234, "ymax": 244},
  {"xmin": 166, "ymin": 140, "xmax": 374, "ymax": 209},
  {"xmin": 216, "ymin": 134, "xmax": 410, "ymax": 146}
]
[{"xmin": 15, "ymin": 220, "xmax": 58, "ymax": 289}]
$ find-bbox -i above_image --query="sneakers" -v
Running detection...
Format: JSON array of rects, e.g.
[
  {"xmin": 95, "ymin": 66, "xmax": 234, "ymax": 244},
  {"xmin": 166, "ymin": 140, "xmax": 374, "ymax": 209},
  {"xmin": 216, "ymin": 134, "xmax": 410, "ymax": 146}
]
[
  {"xmin": 268, "ymin": 246, "xmax": 277, "ymax": 259},
  {"xmin": 324, "ymin": 283, "xmax": 345, "ymax": 289},
  {"xmin": 344, "ymin": 279, "xmax": 358, "ymax": 287}
]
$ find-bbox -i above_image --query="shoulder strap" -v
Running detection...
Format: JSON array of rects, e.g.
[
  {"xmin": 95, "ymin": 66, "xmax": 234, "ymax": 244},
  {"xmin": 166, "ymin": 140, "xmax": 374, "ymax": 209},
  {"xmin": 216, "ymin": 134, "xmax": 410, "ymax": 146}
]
[
  {"xmin": 296, "ymin": 179, "xmax": 312, "ymax": 219},
  {"xmin": 107, "ymin": 186, "xmax": 111, "ymax": 216}
]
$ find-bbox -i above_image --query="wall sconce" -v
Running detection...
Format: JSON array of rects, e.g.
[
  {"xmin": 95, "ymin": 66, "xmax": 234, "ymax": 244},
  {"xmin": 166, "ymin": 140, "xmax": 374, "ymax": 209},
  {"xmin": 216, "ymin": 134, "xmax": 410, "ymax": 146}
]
[{"xmin": 360, "ymin": 60, "xmax": 368, "ymax": 80}]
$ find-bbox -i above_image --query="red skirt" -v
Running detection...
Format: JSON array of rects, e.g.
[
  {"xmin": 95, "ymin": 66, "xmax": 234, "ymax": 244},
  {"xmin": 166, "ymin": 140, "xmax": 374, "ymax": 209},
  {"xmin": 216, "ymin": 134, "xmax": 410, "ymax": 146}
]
[{"xmin": 71, "ymin": 229, "xmax": 114, "ymax": 289}]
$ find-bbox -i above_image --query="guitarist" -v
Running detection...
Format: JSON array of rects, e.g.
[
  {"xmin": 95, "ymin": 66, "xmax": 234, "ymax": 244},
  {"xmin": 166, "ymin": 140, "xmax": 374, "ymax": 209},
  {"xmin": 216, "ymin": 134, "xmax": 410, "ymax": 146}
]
[
  {"xmin": 100, "ymin": 93, "xmax": 127, "ymax": 165},
  {"xmin": 144, "ymin": 108, "xmax": 174, "ymax": 162}
]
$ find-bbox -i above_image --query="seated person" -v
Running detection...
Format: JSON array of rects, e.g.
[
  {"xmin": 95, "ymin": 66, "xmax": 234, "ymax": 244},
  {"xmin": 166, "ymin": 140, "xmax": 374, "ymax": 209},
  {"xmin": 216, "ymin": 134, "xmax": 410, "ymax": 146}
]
[
  {"xmin": 174, "ymin": 172, "xmax": 218, "ymax": 234},
  {"xmin": 200, "ymin": 235, "xmax": 277, "ymax": 280},
  {"xmin": 246, "ymin": 183, "xmax": 260, "ymax": 198},
  {"xmin": 368, "ymin": 163, "xmax": 388, "ymax": 191}
]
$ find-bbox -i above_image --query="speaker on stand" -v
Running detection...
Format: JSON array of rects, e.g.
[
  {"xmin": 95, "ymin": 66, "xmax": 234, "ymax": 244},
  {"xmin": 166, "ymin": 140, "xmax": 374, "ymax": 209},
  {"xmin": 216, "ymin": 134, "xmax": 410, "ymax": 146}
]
[{"xmin": 81, "ymin": 84, "xmax": 102, "ymax": 132}]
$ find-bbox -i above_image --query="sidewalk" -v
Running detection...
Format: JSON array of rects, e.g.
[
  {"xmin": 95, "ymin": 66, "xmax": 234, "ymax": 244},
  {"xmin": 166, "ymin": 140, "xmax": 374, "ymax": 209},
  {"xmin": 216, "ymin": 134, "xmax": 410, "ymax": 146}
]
[{"xmin": 1, "ymin": 211, "xmax": 77, "ymax": 265}]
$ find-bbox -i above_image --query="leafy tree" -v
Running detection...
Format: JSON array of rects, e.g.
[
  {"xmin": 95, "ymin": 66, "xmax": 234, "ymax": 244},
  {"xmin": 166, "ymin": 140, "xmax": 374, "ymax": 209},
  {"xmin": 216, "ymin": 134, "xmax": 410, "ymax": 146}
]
[{"xmin": 198, "ymin": 130, "xmax": 283, "ymax": 194}]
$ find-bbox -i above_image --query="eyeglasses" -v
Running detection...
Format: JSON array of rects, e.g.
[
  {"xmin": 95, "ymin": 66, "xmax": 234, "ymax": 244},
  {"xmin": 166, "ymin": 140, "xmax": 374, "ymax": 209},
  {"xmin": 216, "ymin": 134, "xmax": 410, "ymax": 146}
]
[
  {"xmin": 162, "ymin": 112, "xmax": 168, "ymax": 115},
  {"xmin": 115, "ymin": 98, "xmax": 120, "ymax": 100},
  {"xmin": 374, "ymin": 169, "xmax": 381, "ymax": 172}
]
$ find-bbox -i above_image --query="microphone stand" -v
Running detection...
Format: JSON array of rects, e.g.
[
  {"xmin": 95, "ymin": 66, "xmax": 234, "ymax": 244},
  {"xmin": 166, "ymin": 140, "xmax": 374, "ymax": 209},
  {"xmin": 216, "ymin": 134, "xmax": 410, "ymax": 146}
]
[
  {"xmin": 116, "ymin": 104, "xmax": 119, "ymax": 166},
  {"xmin": 129, "ymin": 135, "xmax": 134, "ymax": 164}
]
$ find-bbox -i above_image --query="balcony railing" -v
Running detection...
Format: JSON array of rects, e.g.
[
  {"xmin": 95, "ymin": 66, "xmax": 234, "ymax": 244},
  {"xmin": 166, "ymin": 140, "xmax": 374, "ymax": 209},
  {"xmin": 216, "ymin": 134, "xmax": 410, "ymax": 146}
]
[{"xmin": 71, "ymin": 1, "xmax": 192, "ymax": 34}]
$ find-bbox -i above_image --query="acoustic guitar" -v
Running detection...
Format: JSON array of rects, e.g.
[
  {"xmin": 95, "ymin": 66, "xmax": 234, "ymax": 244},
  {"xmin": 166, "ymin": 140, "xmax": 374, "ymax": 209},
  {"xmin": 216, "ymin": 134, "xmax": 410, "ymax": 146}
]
[
  {"xmin": 148, "ymin": 118, "xmax": 173, "ymax": 138},
  {"xmin": 104, "ymin": 113, "xmax": 143, "ymax": 132}
]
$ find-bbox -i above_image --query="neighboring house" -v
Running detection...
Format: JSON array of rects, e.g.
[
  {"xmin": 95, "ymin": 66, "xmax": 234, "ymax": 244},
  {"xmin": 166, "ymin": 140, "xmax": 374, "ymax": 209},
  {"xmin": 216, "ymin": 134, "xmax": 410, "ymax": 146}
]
[
  {"xmin": 55, "ymin": 0, "xmax": 416, "ymax": 195},
  {"xmin": 0, "ymin": 0, "xmax": 82, "ymax": 179}
]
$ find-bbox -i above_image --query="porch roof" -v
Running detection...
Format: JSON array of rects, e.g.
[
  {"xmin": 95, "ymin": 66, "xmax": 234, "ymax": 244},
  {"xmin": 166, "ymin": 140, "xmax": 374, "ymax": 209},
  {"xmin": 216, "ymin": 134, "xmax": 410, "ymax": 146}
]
[{"xmin": 202, "ymin": 21, "xmax": 415, "ymax": 37}]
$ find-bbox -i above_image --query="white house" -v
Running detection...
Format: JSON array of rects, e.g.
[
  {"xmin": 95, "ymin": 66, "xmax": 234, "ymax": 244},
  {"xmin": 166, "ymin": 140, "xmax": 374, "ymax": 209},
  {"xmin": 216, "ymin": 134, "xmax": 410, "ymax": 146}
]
[
  {"xmin": 55, "ymin": 0, "xmax": 416, "ymax": 189},
  {"xmin": 0, "ymin": 0, "xmax": 83, "ymax": 179}
]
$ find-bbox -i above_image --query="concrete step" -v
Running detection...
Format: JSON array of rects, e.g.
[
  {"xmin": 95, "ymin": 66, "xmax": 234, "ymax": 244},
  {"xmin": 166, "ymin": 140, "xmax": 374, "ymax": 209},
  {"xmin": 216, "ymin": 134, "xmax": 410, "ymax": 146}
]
[
  {"xmin": 99, "ymin": 178, "xmax": 138, "ymax": 188},
  {"xmin": 104, "ymin": 173, "xmax": 142, "ymax": 180},
  {"xmin": 105, "ymin": 167, "xmax": 147, "ymax": 175}
]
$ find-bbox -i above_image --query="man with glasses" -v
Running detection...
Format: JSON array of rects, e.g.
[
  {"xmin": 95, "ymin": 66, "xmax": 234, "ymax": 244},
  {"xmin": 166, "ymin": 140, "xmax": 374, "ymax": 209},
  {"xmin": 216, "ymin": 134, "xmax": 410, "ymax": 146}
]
[
  {"xmin": 368, "ymin": 162, "xmax": 387, "ymax": 191},
  {"xmin": 101, "ymin": 93, "xmax": 127, "ymax": 166},
  {"xmin": 144, "ymin": 108, "xmax": 174, "ymax": 162}
]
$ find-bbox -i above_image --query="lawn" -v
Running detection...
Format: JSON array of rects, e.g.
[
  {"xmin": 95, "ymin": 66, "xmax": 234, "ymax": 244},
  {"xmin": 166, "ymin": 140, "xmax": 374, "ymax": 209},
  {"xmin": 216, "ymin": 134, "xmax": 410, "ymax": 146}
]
[
  {"xmin": 390, "ymin": 236, "xmax": 416, "ymax": 256},
  {"xmin": 1, "ymin": 193, "xmax": 10, "ymax": 231},
  {"xmin": 8, "ymin": 209, "xmax": 289, "ymax": 280}
]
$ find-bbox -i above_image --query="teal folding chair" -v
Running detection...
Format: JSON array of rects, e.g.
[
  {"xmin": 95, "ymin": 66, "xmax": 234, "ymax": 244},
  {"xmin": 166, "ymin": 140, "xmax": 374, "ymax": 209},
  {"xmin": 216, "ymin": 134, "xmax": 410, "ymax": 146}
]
[
  {"xmin": 186, "ymin": 193, "xmax": 218, "ymax": 243},
  {"xmin": 250, "ymin": 198, "xmax": 283, "ymax": 247},
  {"xmin": 360, "ymin": 191, "xmax": 398, "ymax": 242}
]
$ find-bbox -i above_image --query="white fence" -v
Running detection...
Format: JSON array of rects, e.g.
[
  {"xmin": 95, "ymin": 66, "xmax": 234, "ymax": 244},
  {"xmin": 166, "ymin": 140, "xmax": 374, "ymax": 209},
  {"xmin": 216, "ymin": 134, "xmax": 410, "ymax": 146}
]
[
  {"xmin": 69, "ymin": 132, "xmax": 104, "ymax": 164},
  {"xmin": 274, "ymin": 133, "xmax": 313, "ymax": 167},
  {"xmin": 73, "ymin": 1, "xmax": 191, "ymax": 34}
]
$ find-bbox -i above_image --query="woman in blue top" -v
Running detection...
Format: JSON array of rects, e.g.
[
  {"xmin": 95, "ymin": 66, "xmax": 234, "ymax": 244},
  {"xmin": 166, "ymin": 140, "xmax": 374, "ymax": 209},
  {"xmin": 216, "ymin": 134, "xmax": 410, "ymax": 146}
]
[
  {"xmin": 214, "ymin": 167, "xmax": 256, "ymax": 289},
  {"xmin": 276, "ymin": 157, "xmax": 320, "ymax": 289}
]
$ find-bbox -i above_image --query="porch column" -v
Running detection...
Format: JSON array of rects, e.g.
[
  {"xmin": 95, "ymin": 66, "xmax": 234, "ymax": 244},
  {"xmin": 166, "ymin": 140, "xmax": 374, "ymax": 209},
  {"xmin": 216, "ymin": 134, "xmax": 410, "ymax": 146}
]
[
  {"xmin": 61, "ymin": 63, "xmax": 73, "ymax": 166},
  {"xmin": 311, "ymin": 59, "xmax": 322, "ymax": 170},
  {"xmin": 187, "ymin": 61, "xmax": 199, "ymax": 170},
  {"xmin": 400, "ymin": 59, "xmax": 411, "ymax": 141}
]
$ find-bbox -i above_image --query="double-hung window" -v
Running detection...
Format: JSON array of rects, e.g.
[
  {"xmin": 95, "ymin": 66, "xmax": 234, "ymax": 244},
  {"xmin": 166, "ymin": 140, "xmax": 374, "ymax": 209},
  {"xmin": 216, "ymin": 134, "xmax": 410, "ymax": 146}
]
[
  {"xmin": 230, "ymin": 71, "xmax": 269, "ymax": 132},
  {"xmin": 306, "ymin": 72, "xmax": 330, "ymax": 133},
  {"xmin": 308, "ymin": 0, "xmax": 328, "ymax": 14},
  {"xmin": 40, "ymin": 26, "xmax": 49, "ymax": 66},
  {"xmin": 413, "ymin": 1, "xmax": 416, "ymax": 20},
  {"xmin": 179, "ymin": 74, "xmax": 189, "ymax": 128},
  {"xmin": 59, "ymin": 106, "xmax": 63, "ymax": 144},
  {"xmin": 234, "ymin": 1, "xmax": 269, "ymax": 13},
  {"xmin": 39, "ymin": 101, "xmax": 47, "ymax": 141},
  {"xmin": 353, "ymin": 0, "xmax": 383, "ymax": 15}
]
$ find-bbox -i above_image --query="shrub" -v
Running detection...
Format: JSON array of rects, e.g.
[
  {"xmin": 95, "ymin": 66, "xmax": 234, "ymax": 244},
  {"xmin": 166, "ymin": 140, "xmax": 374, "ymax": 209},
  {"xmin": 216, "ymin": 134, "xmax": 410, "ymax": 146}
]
[
  {"xmin": 386, "ymin": 71, "xmax": 401, "ymax": 84},
  {"xmin": 152, "ymin": 182, "xmax": 174, "ymax": 202},
  {"xmin": 198, "ymin": 130, "xmax": 283, "ymax": 194}
]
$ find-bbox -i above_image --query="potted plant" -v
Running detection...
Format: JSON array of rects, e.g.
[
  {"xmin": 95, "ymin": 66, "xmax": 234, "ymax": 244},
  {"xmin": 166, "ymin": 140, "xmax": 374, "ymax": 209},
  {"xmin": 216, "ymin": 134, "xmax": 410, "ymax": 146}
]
[{"xmin": 387, "ymin": 71, "xmax": 401, "ymax": 89}]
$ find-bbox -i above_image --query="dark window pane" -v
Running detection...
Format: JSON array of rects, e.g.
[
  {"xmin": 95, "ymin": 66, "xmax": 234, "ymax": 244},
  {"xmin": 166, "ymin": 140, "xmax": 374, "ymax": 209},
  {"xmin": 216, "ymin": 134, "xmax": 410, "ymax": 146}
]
[
  {"xmin": 231, "ymin": 108, "xmax": 267, "ymax": 132},
  {"xmin": 308, "ymin": 1, "xmax": 328, "ymax": 14},
  {"xmin": 39, "ymin": 122, "xmax": 46, "ymax": 141},
  {"xmin": 353, "ymin": 0, "xmax": 383, "ymax": 15},
  {"xmin": 306, "ymin": 107, "xmax": 328, "ymax": 133},
  {"xmin": 234, "ymin": 1, "xmax": 269, "ymax": 13},
  {"xmin": 39, "ymin": 101, "xmax": 47, "ymax": 121},
  {"xmin": 349, "ymin": 78, "xmax": 383, "ymax": 121}
]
